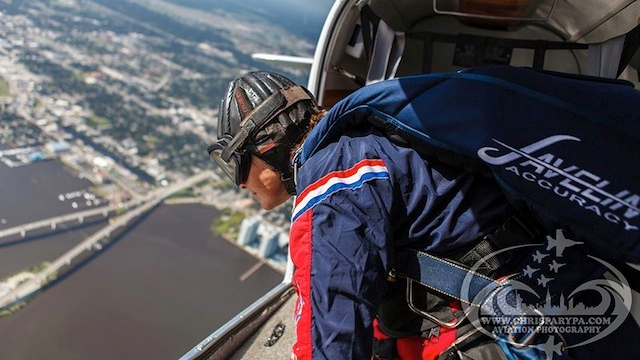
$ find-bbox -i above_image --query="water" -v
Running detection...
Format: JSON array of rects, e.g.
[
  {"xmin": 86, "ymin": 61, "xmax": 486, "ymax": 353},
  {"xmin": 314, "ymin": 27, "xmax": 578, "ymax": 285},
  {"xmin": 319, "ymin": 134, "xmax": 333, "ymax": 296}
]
[
  {"xmin": 0, "ymin": 158, "xmax": 283, "ymax": 359},
  {"xmin": 0, "ymin": 158, "xmax": 105, "ymax": 275}
]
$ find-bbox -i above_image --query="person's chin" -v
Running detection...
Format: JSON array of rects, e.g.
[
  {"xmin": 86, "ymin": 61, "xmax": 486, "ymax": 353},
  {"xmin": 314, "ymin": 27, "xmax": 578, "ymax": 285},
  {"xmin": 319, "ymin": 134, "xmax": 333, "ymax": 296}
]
[
  {"xmin": 259, "ymin": 197, "xmax": 287, "ymax": 211},
  {"xmin": 253, "ymin": 195, "xmax": 272, "ymax": 210},
  {"xmin": 260, "ymin": 200, "xmax": 276, "ymax": 211}
]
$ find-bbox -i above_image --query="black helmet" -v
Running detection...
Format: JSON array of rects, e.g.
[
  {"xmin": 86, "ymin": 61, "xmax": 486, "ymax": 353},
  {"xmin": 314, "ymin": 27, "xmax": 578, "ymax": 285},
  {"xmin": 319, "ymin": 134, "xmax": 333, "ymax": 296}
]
[{"xmin": 207, "ymin": 71, "xmax": 318, "ymax": 194}]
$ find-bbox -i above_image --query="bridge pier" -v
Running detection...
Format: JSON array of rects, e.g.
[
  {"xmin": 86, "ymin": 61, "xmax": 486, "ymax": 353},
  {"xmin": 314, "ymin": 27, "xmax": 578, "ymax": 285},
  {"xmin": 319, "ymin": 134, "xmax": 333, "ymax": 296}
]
[
  {"xmin": 20, "ymin": 228, "xmax": 25, "ymax": 238},
  {"xmin": 78, "ymin": 216, "xmax": 84, "ymax": 224},
  {"xmin": 51, "ymin": 222, "xmax": 56, "ymax": 230}
]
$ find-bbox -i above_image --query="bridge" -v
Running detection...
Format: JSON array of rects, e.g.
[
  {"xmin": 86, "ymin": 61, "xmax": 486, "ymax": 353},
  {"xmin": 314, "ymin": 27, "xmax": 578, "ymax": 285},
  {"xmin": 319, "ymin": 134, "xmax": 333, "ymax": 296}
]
[
  {"xmin": 0, "ymin": 201, "xmax": 141, "ymax": 241},
  {"xmin": 0, "ymin": 171, "xmax": 215, "ymax": 309},
  {"xmin": 0, "ymin": 171, "xmax": 216, "ymax": 241}
]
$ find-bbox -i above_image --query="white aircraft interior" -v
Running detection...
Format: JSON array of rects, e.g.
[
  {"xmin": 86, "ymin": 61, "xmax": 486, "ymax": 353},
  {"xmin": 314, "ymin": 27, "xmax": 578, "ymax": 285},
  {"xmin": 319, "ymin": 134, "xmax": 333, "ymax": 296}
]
[{"xmin": 311, "ymin": 0, "xmax": 640, "ymax": 108}]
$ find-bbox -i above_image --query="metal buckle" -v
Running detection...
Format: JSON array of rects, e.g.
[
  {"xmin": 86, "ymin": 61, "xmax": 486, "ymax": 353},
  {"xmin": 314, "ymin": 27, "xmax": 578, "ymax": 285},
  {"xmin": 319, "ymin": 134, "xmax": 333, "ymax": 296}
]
[
  {"xmin": 405, "ymin": 278, "xmax": 468, "ymax": 329},
  {"xmin": 507, "ymin": 308, "xmax": 545, "ymax": 348},
  {"xmin": 264, "ymin": 322, "xmax": 286, "ymax": 347}
]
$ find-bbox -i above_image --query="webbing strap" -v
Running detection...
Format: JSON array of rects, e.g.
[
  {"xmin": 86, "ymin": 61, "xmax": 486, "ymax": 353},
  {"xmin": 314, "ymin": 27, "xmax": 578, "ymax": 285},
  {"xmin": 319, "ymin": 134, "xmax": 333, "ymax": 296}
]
[
  {"xmin": 421, "ymin": 33, "xmax": 434, "ymax": 73},
  {"xmin": 533, "ymin": 40, "xmax": 548, "ymax": 70},
  {"xmin": 395, "ymin": 249, "xmax": 501, "ymax": 307},
  {"xmin": 360, "ymin": 5, "xmax": 380, "ymax": 64}
]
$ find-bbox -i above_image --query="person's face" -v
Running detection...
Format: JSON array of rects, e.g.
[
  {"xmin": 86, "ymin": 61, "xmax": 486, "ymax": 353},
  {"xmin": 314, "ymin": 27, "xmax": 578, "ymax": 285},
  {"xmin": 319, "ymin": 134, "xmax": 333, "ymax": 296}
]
[{"xmin": 240, "ymin": 155, "xmax": 291, "ymax": 210}]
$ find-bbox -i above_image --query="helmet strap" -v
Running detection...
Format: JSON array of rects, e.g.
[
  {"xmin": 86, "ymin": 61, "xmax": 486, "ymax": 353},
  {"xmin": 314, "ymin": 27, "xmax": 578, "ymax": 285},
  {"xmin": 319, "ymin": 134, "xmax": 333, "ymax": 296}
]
[
  {"xmin": 282, "ymin": 173, "xmax": 297, "ymax": 195},
  {"xmin": 250, "ymin": 148, "xmax": 297, "ymax": 195}
]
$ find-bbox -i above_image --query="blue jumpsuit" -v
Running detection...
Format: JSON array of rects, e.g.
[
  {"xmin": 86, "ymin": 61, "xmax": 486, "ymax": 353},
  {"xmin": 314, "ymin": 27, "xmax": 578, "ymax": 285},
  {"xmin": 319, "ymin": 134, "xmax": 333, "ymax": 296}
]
[{"xmin": 289, "ymin": 128, "xmax": 513, "ymax": 359}]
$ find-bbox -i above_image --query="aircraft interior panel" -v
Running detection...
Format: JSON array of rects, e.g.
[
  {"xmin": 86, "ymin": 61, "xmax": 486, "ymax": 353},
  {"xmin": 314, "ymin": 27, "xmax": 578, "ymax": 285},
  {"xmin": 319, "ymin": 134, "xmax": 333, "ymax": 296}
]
[
  {"xmin": 316, "ymin": 5, "xmax": 366, "ymax": 108},
  {"xmin": 317, "ymin": 0, "xmax": 639, "ymax": 110}
]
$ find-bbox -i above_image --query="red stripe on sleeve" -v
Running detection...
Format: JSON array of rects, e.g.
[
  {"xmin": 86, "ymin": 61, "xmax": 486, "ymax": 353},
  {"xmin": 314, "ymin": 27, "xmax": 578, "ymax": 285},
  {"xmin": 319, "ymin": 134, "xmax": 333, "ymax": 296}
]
[
  {"xmin": 290, "ymin": 209, "xmax": 314, "ymax": 360},
  {"xmin": 295, "ymin": 158, "xmax": 386, "ymax": 207}
]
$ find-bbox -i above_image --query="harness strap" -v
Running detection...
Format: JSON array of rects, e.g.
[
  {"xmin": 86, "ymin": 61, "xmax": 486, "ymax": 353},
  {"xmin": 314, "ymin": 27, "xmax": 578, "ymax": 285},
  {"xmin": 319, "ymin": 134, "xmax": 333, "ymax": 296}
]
[
  {"xmin": 395, "ymin": 249, "xmax": 500, "ymax": 308},
  {"xmin": 360, "ymin": 5, "xmax": 380, "ymax": 64},
  {"xmin": 533, "ymin": 40, "xmax": 548, "ymax": 70},
  {"xmin": 394, "ymin": 209, "xmax": 542, "ymax": 308},
  {"xmin": 388, "ymin": 209, "xmax": 543, "ymax": 335}
]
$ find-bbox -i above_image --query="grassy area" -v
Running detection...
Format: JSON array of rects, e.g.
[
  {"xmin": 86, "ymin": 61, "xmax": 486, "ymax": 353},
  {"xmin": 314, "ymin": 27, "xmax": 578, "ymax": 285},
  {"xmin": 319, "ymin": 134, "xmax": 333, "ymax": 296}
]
[
  {"xmin": 1, "ymin": 262, "xmax": 50, "ymax": 281},
  {"xmin": 90, "ymin": 185, "xmax": 111, "ymax": 198},
  {"xmin": 0, "ymin": 262, "xmax": 51, "ymax": 317},
  {"xmin": 87, "ymin": 114, "xmax": 111, "ymax": 129},
  {"xmin": 43, "ymin": 271, "xmax": 58, "ymax": 286},
  {"xmin": 211, "ymin": 208, "xmax": 245, "ymax": 238},
  {"xmin": 168, "ymin": 188, "xmax": 196, "ymax": 199},
  {"xmin": 0, "ymin": 301, "xmax": 27, "ymax": 317},
  {"xmin": 0, "ymin": 76, "xmax": 10, "ymax": 96},
  {"xmin": 143, "ymin": 134, "xmax": 160, "ymax": 150},
  {"xmin": 212, "ymin": 178, "xmax": 235, "ymax": 191}
]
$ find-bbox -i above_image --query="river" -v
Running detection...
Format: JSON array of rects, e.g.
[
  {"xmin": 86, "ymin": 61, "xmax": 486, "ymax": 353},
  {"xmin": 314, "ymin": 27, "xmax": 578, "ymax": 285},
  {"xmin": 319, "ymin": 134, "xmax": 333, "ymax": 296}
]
[{"xmin": 0, "ymin": 157, "xmax": 283, "ymax": 359}]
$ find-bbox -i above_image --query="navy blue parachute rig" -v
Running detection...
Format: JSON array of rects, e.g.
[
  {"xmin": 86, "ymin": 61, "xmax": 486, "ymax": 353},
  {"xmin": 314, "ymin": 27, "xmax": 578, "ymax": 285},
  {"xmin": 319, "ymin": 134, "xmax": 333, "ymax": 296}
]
[{"xmin": 299, "ymin": 65, "xmax": 640, "ymax": 266}]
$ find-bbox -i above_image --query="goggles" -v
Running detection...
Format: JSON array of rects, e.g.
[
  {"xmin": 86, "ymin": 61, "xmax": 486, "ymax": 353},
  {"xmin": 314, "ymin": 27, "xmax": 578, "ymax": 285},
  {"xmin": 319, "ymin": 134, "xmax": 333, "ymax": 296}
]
[
  {"xmin": 207, "ymin": 136, "xmax": 251, "ymax": 185},
  {"xmin": 207, "ymin": 85, "xmax": 312, "ymax": 185}
]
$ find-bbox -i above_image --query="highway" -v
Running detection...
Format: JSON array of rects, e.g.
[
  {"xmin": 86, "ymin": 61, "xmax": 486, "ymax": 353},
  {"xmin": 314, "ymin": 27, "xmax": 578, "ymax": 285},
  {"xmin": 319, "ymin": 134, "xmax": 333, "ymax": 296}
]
[{"xmin": 0, "ymin": 171, "xmax": 215, "ymax": 309}]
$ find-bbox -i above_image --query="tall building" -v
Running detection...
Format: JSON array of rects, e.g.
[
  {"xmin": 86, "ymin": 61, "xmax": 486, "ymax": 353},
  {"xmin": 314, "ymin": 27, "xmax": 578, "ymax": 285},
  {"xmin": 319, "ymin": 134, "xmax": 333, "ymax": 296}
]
[
  {"xmin": 258, "ymin": 225, "xmax": 280, "ymax": 259},
  {"xmin": 237, "ymin": 215, "xmax": 260, "ymax": 246},
  {"xmin": 278, "ymin": 233, "xmax": 289, "ymax": 249}
]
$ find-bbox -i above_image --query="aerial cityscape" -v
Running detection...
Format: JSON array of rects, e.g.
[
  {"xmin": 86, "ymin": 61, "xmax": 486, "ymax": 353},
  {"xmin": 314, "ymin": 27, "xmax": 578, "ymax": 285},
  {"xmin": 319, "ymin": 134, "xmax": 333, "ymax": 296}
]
[{"xmin": 0, "ymin": 0, "xmax": 331, "ymax": 358}]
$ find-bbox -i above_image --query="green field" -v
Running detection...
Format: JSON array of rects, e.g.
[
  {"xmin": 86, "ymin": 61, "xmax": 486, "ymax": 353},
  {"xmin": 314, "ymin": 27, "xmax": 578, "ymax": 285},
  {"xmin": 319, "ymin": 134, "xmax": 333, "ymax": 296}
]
[
  {"xmin": 0, "ymin": 76, "xmax": 10, "ymax": 96},
  {"xmin": 211, "ymin": 208, "xmax": 245, "ymax": 238}
]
